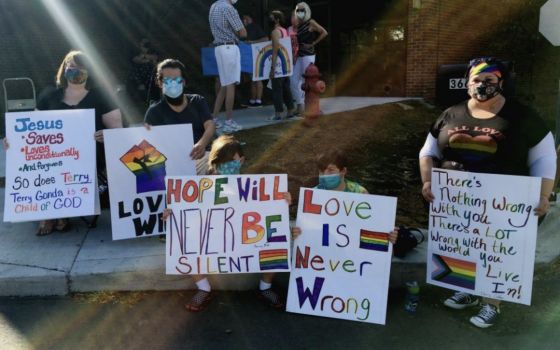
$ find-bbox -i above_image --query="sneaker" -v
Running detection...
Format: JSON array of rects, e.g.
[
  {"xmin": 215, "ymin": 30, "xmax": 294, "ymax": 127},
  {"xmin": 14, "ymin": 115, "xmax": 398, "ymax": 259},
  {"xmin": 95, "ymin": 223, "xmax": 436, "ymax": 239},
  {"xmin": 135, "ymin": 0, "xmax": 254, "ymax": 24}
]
[
  {"xmin": 224, "ymin": 119, "xmax": 243, "ymax": 132},
  {"xmin": 213, "ymin": 117, "xmax": 223, "ymax": 129},
  {"xmin": 470, "ymin": 303, "xmax": 500, "ymax": 328},
  {"xmin": 256, "ymin": 288, "xmax": 284, "ymax": 308},
  {"xmin": 185, "ymin": 290, "xmax": 213, "ymax": 312},
  {"xmin": 286, "ymin": 114, "xmax": 303, "ymax": 120},
  {"xmin": 443, "ymin": 292, "xmax": 479, "ymax": 309},
  {"xmin": 248, "ymin": 101, "xmax": 262, "ymax": 108},
  {"xmin": 267, "ymin": 115, "xmax": 283, "ymax": 121}
]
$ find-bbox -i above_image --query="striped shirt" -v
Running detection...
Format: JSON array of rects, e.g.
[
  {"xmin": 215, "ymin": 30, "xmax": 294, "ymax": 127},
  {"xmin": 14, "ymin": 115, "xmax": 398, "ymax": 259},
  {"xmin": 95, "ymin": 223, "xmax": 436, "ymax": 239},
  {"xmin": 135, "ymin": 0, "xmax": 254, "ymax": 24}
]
[
  {"xmin": 297, "ymin": 20, "xmax": 318, "ymax": 56},
  {"xmin": 209, "ymin": 0, "xmax": 244, "ymax": 44}
]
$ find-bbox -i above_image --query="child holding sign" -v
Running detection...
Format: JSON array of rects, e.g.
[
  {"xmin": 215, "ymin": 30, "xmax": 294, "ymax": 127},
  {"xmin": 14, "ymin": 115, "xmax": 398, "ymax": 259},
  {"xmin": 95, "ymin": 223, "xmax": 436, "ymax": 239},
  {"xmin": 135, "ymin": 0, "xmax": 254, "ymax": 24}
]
[
  {"xmin": 163, "ymin": 135, "xmax": 292, "ymax": 311},
  {"xmin": 291, "ymin": 149, "xmax": 398, "ymax": 244}
]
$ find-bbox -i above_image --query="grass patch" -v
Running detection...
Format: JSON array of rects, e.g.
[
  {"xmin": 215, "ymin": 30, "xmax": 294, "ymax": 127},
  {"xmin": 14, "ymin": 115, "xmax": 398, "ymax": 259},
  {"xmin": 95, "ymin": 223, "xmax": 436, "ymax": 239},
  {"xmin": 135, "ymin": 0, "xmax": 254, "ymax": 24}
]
[{"xmin": 234, "ymin": 100, "xmax": 440, "ymax": 228}]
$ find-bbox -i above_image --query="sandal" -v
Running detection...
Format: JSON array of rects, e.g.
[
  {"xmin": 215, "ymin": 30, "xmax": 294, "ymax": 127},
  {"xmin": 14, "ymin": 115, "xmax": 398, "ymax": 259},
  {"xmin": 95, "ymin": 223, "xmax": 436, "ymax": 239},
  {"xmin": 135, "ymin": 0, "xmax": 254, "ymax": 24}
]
[
  {"xmin": 55, "ymin": 219, "xmax": 71, "ymax": 232},
  {"xmin": 256, "ymin": 288, "xmax": 284, "ymax": 308},
  {"xmin": 185, "ymin": 290, "xmax": 212, "ymax": 312},
  {"xmin": 36, "ymin": 220, "xmax": 56, "ymax": 236}
]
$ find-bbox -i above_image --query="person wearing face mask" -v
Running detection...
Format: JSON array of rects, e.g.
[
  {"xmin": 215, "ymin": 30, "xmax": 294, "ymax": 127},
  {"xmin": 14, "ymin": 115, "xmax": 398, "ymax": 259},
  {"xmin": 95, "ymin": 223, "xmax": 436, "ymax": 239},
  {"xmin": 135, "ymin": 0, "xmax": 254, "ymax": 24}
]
[
  {"xmin": 241, "ymin": 14, "xmax": 268, "ymax": 108},
  {"xmin": 161, "ymin": 134, "xmax": 292, "ymax": 312},
  {"xmin": 268, "ymin": 10, "xmax": 296, "ymax": 121},
  {"xmin": 291, "ymin": 2, "xmax": 328, "ymax": 116},
  {"xmin": 419, "ymin": 57, "xmax": 557, "ymax": 328},
  {"xmin": 7, "ymin": 50, "xmax": 123, "ymax": 236},
  {"xmin": 290, "ymin": 150, "xmax": 398, "ymax": 256},
  {"xmin": 209, "ymin": 0, "xmax": 247, "ymax": 133},
  {"xmin": 144, "ymin": 59, "xmax": 216, "ymax": 176}
]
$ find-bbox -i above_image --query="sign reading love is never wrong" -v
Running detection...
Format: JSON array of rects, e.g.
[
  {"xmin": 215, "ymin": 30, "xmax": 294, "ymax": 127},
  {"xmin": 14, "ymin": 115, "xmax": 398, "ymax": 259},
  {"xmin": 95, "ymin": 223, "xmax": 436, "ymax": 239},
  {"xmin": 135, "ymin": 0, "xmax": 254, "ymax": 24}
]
[{"xmin": 286, "ymin": 188, "xmax": 397, "ymax": 325}]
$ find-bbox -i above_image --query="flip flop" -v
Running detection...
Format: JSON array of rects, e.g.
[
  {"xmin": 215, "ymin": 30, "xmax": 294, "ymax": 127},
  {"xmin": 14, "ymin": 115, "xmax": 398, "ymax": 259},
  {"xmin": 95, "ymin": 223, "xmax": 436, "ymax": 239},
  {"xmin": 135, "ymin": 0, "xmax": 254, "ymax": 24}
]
[
  {"xmin": 36, "ymin": 220, "xmax": 56, "ymax": 236},
  {"xmin": 55, "ymin": 219, "xmax": 71, "ymax": 232}
]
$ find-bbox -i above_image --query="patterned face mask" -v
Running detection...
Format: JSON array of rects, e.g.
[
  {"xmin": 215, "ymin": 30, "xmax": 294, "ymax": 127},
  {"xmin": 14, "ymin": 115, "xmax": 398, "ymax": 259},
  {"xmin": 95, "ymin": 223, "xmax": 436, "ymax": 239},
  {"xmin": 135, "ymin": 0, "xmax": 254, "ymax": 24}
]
[
  {"xmin": 64, "ymin": 67, "xmax": 88, "ymax": 85},
  {"xmin": 162, "ymin": 77, "xmax": 184, "ymax": 98},
  {"xmin": 217, "ymin": 159, "xmax": 242, "ymax": 175},
  {"xmin": 469, "ymin": 81, "xmax": 501, "ymax": 102},
  {"xmin": 318, "ymin": 174, "xmax": 341, "ymax": 189}
]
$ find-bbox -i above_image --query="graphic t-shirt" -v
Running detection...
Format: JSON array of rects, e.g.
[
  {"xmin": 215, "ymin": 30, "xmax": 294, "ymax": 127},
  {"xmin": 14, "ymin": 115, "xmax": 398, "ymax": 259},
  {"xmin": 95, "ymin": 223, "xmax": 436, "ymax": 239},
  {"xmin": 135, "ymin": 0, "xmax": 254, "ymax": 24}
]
[{"xmin": 430, "ymin": 100, "xmax": 550, "ymax": 176}]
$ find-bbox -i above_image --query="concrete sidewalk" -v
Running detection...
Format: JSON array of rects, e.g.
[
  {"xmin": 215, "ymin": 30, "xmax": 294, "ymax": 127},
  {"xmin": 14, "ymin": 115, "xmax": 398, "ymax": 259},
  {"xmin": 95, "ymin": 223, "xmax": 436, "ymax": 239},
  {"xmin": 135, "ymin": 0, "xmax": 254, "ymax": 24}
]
[{"xmin": 1, "ymin": 97, "xmax": 559, "ymax": 296}]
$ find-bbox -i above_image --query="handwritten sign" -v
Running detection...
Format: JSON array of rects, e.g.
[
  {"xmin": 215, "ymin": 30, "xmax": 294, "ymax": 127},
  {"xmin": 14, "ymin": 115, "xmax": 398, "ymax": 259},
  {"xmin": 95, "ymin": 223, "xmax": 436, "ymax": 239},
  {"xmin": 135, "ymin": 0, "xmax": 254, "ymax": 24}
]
[
  {"xmin": 286, "ymin": 188, "xmax": 397, "ymax": 324},
  {"xmin": 165, "ymin": 174, "xmax": 291, "ymax": 275},
  {"xmin": 201, "ymin": 40, "xmax": 292, "ymax": 81},
  {"xmin": 103, "ymin": 125, "xmax": 196, "ymax": 240},
  {"xmin": 427, "ymin": 168, "xmax": 541, "ymax": 305},
  {"xmin": 3, "ymin": 109, "xmax": 97, "ymax": 222},
  {"xmin": 251, "ymin": 38, "xmax": 293, "ymax": 81}
]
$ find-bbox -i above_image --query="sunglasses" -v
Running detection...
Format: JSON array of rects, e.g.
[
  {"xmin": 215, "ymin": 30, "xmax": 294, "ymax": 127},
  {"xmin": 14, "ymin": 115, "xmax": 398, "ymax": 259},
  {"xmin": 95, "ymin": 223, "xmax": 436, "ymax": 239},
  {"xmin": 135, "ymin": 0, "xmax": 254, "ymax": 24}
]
[{"xmin": 296, "ymin": 9, "xmax": 305, "ymax": 13}]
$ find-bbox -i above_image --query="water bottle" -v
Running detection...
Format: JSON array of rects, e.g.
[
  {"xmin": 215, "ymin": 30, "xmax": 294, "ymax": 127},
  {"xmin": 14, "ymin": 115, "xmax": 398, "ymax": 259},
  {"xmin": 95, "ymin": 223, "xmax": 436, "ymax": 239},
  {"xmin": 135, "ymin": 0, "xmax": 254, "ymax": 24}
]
[{"xmin": 404, "ymin": 281, "xmax": 419, "ymax": 313}]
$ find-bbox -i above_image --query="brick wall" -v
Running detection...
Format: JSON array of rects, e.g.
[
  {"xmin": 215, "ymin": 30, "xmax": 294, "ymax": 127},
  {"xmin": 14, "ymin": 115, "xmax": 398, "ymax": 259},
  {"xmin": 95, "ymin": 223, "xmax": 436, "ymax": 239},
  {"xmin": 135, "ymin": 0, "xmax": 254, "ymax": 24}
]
[
  {"xmin": 405, "ymin": 0, "xmax": 559, "ymax": 128},
  {"xmin": 405, "ymin": 0, "xmax": 495, "ymax": 99}
]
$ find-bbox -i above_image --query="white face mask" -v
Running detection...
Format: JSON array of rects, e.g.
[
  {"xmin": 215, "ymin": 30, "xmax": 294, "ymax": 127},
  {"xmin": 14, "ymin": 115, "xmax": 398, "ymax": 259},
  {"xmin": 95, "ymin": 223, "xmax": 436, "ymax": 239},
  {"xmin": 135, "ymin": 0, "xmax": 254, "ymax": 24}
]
[{"xmin": 297, "ymin": 11, "xmax": 305, "ymax": 20}]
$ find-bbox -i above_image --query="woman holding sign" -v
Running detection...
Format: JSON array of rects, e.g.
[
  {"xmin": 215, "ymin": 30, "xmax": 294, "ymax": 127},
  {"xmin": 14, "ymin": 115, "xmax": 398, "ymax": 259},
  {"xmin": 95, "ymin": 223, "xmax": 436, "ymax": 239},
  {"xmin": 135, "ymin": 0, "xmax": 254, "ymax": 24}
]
[
  {"xmin": 4, "ymin": 50, "xmax": 123, "ymax": 236},
  {"xmin": 37, "ymin": 51, "xmax": 123, "ymax": 235},
  {"xmin": 419, "ymin": 57, "xmax": 557, "ymax": 328},
  {"xmin": 268, "ymin": 10, "xmax": 296, "ymax": 121}
]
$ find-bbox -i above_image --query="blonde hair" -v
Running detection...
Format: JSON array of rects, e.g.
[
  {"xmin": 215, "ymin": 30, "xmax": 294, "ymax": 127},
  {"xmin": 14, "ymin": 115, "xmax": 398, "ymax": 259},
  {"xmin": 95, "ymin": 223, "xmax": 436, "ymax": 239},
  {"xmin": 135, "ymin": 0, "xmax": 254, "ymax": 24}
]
[
  {"xmin": 296, "ymin": 2, "xmax": 311, "ymax": 22},
  {"xmin": 208, "ymin": 135, "xmax": 245, "ymax": 174}
]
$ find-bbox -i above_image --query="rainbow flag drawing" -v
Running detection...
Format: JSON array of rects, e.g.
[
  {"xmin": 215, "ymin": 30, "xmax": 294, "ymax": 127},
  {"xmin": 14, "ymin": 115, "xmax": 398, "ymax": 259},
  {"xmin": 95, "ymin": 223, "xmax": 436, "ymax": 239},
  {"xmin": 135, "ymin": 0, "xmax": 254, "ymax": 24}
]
[
  {"xmin": 359, "ymin": 230, "xmax": 389, "ymax": 252},
  {"xmin": 431, "ymin": 254, "xmax": 476, "ymax": 290},
  {"xmin": 120, "ymin": 140, "xmax": 167, "ymax": 194},
  {"xmin": 254, "ymin": 44, "xmax": 292, "ymax": 79},
  {"xmin": 259, "ymin": 249, "xmax": 289, "ymax": 270}
]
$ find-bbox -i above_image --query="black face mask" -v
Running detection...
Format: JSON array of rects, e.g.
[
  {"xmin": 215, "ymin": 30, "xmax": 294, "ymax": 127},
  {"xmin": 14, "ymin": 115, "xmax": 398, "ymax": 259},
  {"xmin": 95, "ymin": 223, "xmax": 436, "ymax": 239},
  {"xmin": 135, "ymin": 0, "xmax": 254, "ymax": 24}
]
[
  {"xmin": 469, "ymin": 82, "xmax": 502, "ymax": 102},
  {"xmin": 164, "ymin": 95, "xmax": 184, "ymax": 106}
]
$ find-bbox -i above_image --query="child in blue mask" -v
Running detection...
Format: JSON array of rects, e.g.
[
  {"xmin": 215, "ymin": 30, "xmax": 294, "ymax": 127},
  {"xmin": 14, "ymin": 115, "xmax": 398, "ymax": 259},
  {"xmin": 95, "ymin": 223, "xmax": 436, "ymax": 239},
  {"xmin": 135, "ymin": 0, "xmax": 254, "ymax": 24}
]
[
  {"xmin": 292, "ymin": 149, "xmax": 397, "ymax": 244},
  {"xmin": 163, "ymin": 135, "xmax": 292, "ymax": 311}
]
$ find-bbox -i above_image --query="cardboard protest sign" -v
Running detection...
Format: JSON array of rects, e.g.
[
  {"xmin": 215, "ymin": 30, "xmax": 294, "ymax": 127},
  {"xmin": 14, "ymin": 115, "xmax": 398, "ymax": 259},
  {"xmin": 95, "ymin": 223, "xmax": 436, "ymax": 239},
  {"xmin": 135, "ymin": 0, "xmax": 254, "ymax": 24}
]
[
  {"xmin": 286, "ymin": 188, "xmax": 397, "ymax": 324},
  {"xmin": 3, "ymin": 109, "xmax": 96, "ymax": 222},
  {"xmin": 427, "ymin": 168, "xmax": 541, "ymax": 305},
  {"xmin": 104, "ymin": 125, "xmax": 196, "ymax": 240},
  {"xmin": 251, "ymin": 37, "xmax": 293, "ymax": 81},
  {"xmin": 165, "ymin": 174, "xmax": 291, "ymax": 275}
]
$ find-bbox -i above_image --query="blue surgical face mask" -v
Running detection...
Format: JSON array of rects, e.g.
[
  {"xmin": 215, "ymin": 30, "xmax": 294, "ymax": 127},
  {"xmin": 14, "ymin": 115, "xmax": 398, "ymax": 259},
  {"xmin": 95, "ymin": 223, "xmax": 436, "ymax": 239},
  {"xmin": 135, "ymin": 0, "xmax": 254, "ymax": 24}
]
[
  {"xmin": 318, "ymin": 174, "xmax": 341, "ymax": 190},
  {"xmin": 217, "ymin": 160, "xmax": 242, "ymax": 175},
  {"xmin": 162, "ymin": 77, "xmax": 184, "ymax": 98}
]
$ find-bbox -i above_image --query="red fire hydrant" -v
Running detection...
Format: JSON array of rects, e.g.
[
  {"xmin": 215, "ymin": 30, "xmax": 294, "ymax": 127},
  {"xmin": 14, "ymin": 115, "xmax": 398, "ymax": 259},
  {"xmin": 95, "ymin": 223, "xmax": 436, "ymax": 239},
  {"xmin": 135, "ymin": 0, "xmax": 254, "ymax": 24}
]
[{"xmin": 301, "ymin": 63, "xmax": 326, "ymax": 126}]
